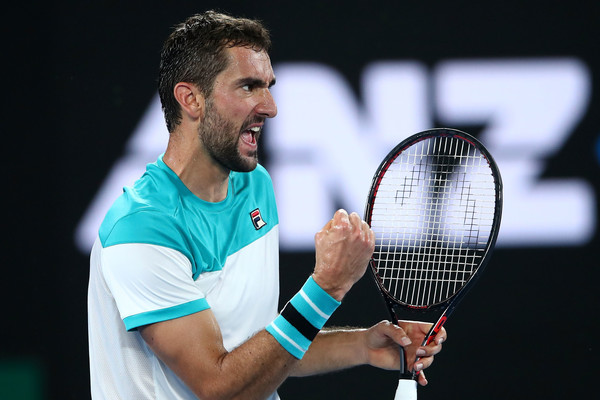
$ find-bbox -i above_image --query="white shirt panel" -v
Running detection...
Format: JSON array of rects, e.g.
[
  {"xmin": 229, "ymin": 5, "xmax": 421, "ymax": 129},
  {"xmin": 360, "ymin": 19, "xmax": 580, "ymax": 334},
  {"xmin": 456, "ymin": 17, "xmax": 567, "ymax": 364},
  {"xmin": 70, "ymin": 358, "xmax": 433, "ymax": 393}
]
[
  {"xmin": 89, "ymin": 230, "xmax": 281, "ymax": 400},
  {"xmin": 101, "ymin": 242, "xmax": 206, "ymax": 321},
  {"xmin": 206, "ymin": 226, "xmax": 280, "ymax": 351}
]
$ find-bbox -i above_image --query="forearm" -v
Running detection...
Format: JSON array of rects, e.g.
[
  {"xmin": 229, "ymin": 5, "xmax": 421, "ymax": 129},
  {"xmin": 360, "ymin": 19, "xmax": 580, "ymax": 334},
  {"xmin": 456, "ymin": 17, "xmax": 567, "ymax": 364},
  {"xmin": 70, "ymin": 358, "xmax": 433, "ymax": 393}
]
[
  {"xmin": 178, "ymin": 276, "xmax": 344, "ymax": 397},
  {"xmin": 290, "ymin": 327, "xmax": 368, "ymax": 377},
  {"xmin": 191, "ymin": 328, "xmax": 365, "ymax": 397},
  {"xmin": 141, "ymin": 313, "xmax": 299, "ymax": 400},
  {"xmin": 205, "ymin": 331, "xmax": 299, "ymax": 400}
]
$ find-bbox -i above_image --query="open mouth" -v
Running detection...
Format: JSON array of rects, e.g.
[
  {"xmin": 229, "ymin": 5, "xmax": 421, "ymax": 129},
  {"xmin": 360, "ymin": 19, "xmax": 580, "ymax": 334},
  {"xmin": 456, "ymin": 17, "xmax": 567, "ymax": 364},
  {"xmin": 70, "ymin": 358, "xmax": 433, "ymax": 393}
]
[{"xmin": 241, "ymin": 126, "xmax": 261, "ymax": 146}]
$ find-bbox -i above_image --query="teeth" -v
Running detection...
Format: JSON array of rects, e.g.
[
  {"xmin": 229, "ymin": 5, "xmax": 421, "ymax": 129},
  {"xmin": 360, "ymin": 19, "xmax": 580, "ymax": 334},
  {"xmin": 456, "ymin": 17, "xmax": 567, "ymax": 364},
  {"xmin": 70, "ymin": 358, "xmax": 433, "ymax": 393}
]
[{"xmin": 249, "ymin": 126, "xmax": 261, "ymax": 133}]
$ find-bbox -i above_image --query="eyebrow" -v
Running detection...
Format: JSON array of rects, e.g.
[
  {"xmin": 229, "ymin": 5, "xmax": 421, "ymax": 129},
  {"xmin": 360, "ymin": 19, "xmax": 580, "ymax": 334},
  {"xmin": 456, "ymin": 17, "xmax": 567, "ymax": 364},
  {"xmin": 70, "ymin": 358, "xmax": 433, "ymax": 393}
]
[{"xmin": 236, "ymin": 77, "xmax": 277, "ymax": 88}]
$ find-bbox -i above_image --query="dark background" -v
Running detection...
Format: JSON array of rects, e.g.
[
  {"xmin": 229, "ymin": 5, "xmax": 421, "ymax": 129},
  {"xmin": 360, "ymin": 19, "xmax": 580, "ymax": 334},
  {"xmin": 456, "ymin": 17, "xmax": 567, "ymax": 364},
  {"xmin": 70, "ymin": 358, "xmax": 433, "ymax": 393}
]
[{"xmin": 3, "ymin": 1, "xmax": 599, "ymax": 399}]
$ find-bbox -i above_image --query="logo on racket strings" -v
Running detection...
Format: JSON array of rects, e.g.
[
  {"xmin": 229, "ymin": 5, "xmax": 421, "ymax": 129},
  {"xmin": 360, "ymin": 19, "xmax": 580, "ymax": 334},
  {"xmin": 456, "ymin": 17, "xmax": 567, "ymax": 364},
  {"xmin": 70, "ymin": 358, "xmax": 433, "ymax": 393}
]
[{"xmin": 250, "ymin": 208, "xmax": 267, "ymax": 230}]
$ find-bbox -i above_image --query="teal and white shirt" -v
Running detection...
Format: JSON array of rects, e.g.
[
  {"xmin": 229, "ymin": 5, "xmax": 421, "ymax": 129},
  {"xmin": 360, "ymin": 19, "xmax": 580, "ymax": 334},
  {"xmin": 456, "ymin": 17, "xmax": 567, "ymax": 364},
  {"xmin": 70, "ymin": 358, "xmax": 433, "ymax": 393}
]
[{"xmin": 88, "ymin": 155, "xmax": 280, "ymax": 399}]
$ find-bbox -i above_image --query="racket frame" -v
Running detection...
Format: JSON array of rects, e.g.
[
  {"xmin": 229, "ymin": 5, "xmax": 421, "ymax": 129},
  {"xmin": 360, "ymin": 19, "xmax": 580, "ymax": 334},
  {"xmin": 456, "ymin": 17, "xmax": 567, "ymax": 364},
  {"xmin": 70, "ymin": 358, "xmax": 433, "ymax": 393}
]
[{"xmin": 363, "ymin": 128, "xmax": 503, "ymax": 380}]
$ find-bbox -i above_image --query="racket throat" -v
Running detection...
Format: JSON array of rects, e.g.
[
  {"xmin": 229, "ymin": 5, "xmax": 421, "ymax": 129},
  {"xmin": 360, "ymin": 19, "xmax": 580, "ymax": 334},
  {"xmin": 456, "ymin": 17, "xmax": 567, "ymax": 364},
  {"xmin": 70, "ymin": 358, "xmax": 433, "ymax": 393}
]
[
  {"xmin": 385, "ymin": 297, "xmax": 400, "ymax": 325},
  {"xmin": 425, "ymin": 313, "xmax": 448, "ymax": 346}
]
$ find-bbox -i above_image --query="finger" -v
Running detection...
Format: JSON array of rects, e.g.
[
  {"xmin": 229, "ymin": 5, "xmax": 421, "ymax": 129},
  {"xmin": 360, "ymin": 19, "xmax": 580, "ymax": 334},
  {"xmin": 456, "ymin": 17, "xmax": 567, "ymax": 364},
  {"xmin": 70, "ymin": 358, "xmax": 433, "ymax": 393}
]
[
  {"xmin": 359, "ymin": 219, "xmax": 369, "ymax": 234},
  {"xmin": 366, "ymin": 221, "xmax": 374, "ymax": 238},
  {"xmin": 435, "ymin": 327, "xmax": 447, "ymax": 345},
  {"xmin": 417, "ymin": 339, "xmax": 443, "ymax": 358},
  {"xmin": 334, "ymin": 208, "xmax": 349, "ymax": 222},
  {"xmin": 348, "ymin": 211, "xmax": 361, "ymax": 224},
  {"xmin": 417, "ymin": 370, "xmax": 428, "ymax": 386},
  {"xmin": 360, "ymin": 221, "xmax": 369, "ymax": 243},
  {"xmin": 415, "ymin": 353, "xmax": 435, "ymax": 371},
  {"xmin": 321, "ymin": 220, "xmax": 333, "ymax": 232},
  {"xmin": 347, "ymin": 212, "xmax": 363, "ymax": 236},
  {"xmin": 331, "ymin": 209, "xmax": 351, "ymax": 231},
  {"xmin": 320, "ymin": 209, "xmax": 347, "ymax": 234},
  {"xmin": 418, "ymin": 329, "xmax": 446, "ymax": 356},
  {"xmin": 380, "ymin": 320, "xmax": 412, "ymax": 347},
  {"xmin": 364, "ymin": 221, "xmax": 375, "ymax": 247},
  {"xmin": 320, "ymin": 211, "xmax": 338, "ymax": 231}
]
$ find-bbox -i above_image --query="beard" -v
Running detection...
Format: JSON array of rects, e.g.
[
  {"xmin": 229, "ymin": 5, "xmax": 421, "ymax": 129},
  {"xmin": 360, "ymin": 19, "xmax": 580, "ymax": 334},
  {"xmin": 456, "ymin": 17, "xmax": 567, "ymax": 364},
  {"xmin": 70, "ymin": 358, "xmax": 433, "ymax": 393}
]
[{"xmin": 198, "ymin": 99, "xmax": 261, "ymax": 173}]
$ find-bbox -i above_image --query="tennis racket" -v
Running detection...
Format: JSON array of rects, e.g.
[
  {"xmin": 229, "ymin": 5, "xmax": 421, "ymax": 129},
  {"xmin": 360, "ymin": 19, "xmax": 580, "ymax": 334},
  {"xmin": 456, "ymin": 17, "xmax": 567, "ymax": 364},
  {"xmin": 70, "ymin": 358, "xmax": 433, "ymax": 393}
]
[{"xmin": 363, "ymin": 128, "xmax": 503, "ymax": 399}]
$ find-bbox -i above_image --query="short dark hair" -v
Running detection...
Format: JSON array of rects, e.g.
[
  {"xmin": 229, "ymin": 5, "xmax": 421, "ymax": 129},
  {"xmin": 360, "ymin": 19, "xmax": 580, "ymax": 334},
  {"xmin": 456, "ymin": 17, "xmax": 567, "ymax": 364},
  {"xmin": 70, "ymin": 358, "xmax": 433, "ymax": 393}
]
[{"xmin": 158, "ymin": 11, "xmax": 272, "ymax": 132}]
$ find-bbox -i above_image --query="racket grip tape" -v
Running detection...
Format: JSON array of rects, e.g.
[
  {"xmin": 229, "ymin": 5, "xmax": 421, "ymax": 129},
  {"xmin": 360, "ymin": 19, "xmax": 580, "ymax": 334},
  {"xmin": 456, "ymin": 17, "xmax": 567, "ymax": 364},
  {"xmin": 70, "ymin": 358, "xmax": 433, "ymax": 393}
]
[{"xmin": 266, "ymin": 276, "xmax": 341, "ymax": 359}]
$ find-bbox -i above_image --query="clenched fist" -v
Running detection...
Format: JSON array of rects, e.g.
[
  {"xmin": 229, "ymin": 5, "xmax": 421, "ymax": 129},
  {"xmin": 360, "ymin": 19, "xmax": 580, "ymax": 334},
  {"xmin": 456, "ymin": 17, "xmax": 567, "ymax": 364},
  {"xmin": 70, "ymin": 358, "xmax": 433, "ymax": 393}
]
[{"xmin": 312, "ymin": 209, "xmax": 375, "ymax": 301}]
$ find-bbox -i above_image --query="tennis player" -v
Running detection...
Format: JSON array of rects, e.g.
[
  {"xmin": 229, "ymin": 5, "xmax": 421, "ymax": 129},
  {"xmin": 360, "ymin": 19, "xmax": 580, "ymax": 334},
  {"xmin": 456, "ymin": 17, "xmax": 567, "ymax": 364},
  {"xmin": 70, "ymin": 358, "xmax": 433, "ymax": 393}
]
[{"xmin": 87, "ymin": 11, "xmax": 446, "ymax": 399}]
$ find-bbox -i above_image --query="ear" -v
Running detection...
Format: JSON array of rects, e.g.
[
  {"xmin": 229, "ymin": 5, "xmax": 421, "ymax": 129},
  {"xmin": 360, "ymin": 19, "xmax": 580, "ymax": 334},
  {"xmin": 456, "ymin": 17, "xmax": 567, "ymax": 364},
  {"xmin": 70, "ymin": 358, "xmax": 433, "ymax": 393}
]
[{"xmin": 173, "ymin": 82, "xmax": 205, "ymax": 120}]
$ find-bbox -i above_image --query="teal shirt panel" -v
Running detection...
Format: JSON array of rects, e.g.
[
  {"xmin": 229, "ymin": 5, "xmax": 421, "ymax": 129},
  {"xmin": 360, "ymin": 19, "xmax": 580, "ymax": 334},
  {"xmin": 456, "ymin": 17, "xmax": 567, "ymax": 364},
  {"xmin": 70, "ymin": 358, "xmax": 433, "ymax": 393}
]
[{"xmin": 98, "ymin": 155, "xmax": 279, "ymax": 280}]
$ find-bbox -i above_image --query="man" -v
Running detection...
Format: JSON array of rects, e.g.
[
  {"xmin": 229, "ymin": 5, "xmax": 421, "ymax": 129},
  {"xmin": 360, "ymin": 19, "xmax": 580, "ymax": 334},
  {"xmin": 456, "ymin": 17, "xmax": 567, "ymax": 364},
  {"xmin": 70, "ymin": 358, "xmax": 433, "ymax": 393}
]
[{"xmin": 88, "ymin": 11, "xmax": 445, "ymax": 399}]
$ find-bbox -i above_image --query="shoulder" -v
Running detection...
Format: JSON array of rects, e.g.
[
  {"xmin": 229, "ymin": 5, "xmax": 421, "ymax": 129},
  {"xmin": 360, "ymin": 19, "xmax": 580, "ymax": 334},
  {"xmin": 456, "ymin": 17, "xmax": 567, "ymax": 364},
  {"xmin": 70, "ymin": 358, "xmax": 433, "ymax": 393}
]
[
  {"xmin": 253, "ymin": 163, "xmax": 272, "ymax": 180},
  {"xmin": 254, "ymin": 164, "xmax": 274, "ymax": 186},
  {"xmin": 99, "ymin": 206, "xmax": 182, "ymax": 248},
  {"xmin": 98, "ymin": 160, "xmax": 187, "ymax": 252}
]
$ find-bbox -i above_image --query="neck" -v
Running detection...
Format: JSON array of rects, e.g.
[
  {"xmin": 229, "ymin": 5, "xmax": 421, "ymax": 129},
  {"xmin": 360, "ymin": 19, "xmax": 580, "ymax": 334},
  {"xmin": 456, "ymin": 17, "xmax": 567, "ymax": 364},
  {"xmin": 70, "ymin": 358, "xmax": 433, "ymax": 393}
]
[{"xmin": 163, "ymin": 131, "xmax": 230, "ymax": 203}]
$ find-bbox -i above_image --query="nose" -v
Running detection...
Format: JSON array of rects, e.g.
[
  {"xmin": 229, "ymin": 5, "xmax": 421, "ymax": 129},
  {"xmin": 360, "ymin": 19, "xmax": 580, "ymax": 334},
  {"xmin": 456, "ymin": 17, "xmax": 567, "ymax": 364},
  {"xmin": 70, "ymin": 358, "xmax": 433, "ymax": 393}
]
[{"xmin": 255, "ymin": 88, "xmax": 277, "ymax": 118}]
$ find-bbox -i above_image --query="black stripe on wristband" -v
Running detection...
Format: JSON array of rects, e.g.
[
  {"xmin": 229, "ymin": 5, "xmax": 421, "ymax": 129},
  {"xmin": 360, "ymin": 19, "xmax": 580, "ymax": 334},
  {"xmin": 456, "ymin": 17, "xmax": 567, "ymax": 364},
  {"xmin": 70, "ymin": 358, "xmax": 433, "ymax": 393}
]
[{"xmin": 280, "ymin": 302, "xmax": 320, "ymax": 341}]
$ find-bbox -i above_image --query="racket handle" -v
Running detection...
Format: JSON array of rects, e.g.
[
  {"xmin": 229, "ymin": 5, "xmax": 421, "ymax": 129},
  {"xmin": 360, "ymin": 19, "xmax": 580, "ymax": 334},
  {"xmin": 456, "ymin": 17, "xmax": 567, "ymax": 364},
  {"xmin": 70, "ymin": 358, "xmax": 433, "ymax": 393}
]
[{"xmin": 394, "ymin": 378, "xmax": 417, "ymax": 400}]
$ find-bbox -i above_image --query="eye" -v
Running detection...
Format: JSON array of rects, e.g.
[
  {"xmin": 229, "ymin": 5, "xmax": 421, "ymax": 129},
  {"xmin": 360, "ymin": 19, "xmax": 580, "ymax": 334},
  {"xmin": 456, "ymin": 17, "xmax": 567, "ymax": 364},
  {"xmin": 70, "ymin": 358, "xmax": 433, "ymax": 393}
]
[{"xmin": 241, "ymin": 84, "xmax": 254, "ymax": 92}]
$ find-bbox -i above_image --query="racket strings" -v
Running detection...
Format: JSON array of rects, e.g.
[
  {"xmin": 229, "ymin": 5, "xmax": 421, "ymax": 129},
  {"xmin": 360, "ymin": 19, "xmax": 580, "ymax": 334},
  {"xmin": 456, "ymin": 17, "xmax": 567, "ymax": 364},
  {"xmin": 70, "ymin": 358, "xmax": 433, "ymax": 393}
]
[{"xmin": 370, "ymin": 135, "xmax": 496, "ymax": 307}]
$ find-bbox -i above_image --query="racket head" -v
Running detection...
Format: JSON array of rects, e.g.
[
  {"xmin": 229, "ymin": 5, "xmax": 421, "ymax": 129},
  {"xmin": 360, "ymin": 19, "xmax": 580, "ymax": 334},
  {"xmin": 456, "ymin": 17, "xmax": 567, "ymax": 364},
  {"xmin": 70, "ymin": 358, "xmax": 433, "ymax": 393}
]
[{"xmin": 364, "ymin": 128, "xmax": 503, "ymax": 312}]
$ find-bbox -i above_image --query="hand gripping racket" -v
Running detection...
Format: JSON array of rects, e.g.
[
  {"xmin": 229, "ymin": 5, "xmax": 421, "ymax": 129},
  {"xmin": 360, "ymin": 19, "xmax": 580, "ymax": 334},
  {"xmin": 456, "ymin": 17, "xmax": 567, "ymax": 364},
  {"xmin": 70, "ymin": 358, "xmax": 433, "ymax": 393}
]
[{"xmin": 363, "ymin": 128, "xmax": 503, "ymax": 399}]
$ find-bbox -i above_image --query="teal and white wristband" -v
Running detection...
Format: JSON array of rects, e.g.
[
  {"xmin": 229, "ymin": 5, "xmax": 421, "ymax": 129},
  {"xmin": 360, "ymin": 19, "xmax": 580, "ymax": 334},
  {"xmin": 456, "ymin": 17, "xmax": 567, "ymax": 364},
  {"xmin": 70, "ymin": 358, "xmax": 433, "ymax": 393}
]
[{"xmin": 266, "ymin": 276, "xmax": 341, "ymax": 359}]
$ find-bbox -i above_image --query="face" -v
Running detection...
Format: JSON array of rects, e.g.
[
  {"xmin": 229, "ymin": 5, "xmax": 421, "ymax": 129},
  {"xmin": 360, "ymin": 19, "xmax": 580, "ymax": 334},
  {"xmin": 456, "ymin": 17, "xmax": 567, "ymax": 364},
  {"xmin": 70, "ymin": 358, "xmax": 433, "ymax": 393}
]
[{"xmin": 198, "ymin": 46, "xmax": 277, "ymax": 172}]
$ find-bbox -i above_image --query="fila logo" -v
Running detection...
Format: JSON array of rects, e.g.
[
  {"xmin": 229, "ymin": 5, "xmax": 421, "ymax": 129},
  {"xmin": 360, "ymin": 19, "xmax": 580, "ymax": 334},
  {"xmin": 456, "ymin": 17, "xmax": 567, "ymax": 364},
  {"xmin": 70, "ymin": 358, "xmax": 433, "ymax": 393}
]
[{"xmin": 250, "ymin": 208, "xmax": 267, "ymax": 230}]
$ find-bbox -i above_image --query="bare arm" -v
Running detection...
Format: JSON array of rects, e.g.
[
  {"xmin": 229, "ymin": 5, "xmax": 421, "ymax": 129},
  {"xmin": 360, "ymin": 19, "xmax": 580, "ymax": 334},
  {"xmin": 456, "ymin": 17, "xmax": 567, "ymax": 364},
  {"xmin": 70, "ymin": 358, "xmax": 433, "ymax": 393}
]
[
  {"xmin": 290, "ymin": 321, "xmax": 446, "ymax": 386},
  {"xmin": 139, "ymin": 309, "xmax": 297, "ymax": 400},
  {"xmin": 139, "ymin": 209, "xmax": 376, "ymax": 399}
]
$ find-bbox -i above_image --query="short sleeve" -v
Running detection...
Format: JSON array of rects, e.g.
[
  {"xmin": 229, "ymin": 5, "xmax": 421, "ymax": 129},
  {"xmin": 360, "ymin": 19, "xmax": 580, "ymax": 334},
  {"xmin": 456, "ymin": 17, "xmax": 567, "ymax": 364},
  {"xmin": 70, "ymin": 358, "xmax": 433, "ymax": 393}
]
[{"xmin": 100, "ymin": 242, "xmax": 210, "ymax": 331}]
